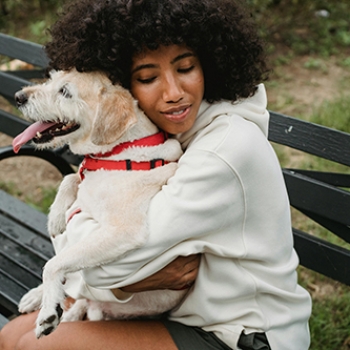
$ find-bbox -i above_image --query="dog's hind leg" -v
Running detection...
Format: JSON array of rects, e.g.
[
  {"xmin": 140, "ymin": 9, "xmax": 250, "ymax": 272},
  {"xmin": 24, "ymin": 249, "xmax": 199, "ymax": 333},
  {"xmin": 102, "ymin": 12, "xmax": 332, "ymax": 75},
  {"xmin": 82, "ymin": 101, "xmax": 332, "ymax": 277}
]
[
  {"xmin": 61, "ymin": 299, "xmax": 89, "ymax": 322},
  {"xmin": 18, "ymin": 283, "xmax": 44, "ymax": 314}
]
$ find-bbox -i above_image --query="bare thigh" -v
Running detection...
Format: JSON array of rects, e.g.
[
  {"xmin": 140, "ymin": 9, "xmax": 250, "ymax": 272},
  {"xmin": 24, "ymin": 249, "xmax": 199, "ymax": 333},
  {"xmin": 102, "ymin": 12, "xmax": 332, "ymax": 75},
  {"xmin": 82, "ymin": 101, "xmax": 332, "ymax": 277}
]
[{"xmin": 0, "ymin": 311, "xmax": 178, "ymax": 350}]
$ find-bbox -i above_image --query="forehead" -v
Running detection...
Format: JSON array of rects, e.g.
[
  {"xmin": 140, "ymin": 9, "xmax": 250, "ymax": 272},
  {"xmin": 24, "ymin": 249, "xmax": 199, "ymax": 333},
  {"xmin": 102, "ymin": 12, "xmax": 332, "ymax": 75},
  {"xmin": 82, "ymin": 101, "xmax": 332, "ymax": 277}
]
[{"xmin": 131, "ymin": 44, "xmax": 195, "ymax": 67}]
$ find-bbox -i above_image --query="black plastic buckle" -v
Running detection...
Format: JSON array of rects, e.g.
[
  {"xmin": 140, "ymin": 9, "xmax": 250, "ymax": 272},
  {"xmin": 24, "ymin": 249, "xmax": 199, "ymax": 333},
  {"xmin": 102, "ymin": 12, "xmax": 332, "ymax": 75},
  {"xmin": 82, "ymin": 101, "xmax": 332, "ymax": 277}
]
[
  {"xmin": 126, "ymin": 159, "xmax": 132, "ymax": 170},
  {"xmin": 150, "ymin": 159, "xmax": 165, "ymax": 169}
]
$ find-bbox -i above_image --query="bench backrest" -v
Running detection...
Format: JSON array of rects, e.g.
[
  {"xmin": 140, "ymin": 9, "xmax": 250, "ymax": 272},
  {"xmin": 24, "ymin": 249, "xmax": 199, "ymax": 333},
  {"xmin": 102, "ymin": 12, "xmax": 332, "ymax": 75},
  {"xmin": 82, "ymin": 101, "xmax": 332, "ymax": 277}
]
[{"xmin": 269, "ymin": 112, "xmax": 350, "ymax": 285}]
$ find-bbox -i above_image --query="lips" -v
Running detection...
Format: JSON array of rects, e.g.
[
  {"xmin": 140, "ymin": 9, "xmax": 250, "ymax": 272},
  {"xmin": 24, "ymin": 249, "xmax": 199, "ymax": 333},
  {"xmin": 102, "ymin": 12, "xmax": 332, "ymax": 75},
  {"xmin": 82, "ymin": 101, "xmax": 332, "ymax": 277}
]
[{"xmin": 161, "ymin": 105, "xmax": 191, "ymax": 123}]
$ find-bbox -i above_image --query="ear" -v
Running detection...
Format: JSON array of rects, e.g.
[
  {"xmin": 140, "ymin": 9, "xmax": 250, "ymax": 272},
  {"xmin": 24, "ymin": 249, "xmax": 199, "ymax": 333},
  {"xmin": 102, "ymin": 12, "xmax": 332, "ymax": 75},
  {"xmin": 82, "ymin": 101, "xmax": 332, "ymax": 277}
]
[{"xmin": 91, "ymin": 86, "xmax": 138, "ymax": 145}]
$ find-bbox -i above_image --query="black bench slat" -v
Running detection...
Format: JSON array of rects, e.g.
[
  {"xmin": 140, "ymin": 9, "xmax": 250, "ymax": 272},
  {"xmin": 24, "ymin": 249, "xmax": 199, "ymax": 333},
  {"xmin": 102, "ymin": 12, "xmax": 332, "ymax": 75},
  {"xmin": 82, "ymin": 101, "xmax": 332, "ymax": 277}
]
[
  {"xmin": 0, "ymin": 270, "xmax": 31, "ymax": 315},
  {"xmin": 0, "ymin": 190, "xmax": 48, "ymax": 236},
  {"xmin": 0, "ymin": 71, "xmax": 33, "ymax": 105},
  {"xmin": 283, "ymin": 169, "xmax": 350, "ymax": 227},
  {"xmin": 294, "ymin": 229, "xmax": 350, "ymax": 286},
  {"xmin": 5, "ymin": 69, "xmax": 46, "ymax": 80},
  {"xmin": 0, "ymin": 190, "xmax": 52, "ymax": 317},
  {"xmin": 297, "ymin": 209, "xmax": 350, "ymax": 245},
  {"xmin": 0, "ymin": 109, "xmax": 30, "ymax": 138},
  {"xmin": 0, "ymin": 224, "xmax": 53, "ymax": 262},
  {"xmin": 0, "ymin": 313, "xmax": 9, "ymax": 329},
  {"xmin": 269, "ymin": 112, "xmax": 350, "ymax": 167},
  {"xmin": 0, "ymin": 250, "xmax": 43, "ymax": 285},
  {"xmin": 0, "ymin": 33, "xmax": 49, "ymax": 68},
  {"xmin": 289, "ymin": 170, "xmax": 350, "ymax": 188},
  {"xmin": 0, "ymin": 256, "xmax": 40, "ymax": 291}
]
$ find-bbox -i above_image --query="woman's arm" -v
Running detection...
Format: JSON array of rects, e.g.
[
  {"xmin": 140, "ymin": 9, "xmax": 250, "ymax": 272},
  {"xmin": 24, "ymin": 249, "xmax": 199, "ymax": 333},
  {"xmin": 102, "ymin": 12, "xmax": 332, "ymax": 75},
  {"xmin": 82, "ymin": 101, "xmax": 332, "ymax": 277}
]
[{"xmin": 119, "ymin": 254, "xmax": 200, "ymax": 293}]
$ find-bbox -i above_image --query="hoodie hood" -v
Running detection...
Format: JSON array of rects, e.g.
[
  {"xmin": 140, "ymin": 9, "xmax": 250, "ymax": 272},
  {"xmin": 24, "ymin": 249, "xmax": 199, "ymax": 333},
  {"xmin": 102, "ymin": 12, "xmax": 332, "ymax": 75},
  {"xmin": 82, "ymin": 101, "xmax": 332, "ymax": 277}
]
[{"xmin": 177, "ymin": 84, "xmax": 269, "ymax": 149}]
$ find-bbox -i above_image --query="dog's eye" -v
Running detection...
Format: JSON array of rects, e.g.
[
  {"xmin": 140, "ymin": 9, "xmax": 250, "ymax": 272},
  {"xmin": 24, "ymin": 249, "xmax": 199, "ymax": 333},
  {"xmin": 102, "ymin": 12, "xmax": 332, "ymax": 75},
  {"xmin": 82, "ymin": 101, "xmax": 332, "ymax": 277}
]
[{"xmin": 59, "ymin": 86, "xmax": 72, "ymax": 99}]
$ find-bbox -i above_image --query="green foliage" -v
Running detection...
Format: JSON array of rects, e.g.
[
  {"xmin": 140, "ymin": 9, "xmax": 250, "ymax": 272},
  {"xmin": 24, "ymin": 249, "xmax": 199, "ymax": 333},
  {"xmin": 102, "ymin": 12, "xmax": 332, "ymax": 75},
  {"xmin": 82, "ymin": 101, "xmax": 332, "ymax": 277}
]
[
  {"xmin": 1, "ymin": 0, "xmax": 349, "ymax": 57},
  {"xmin": 0, "ymin": 0, "xmax": 64, "ymax": 41},
  {"xmin": 248, "ymin": 0, "xmax": 350, "ymax": 56}
]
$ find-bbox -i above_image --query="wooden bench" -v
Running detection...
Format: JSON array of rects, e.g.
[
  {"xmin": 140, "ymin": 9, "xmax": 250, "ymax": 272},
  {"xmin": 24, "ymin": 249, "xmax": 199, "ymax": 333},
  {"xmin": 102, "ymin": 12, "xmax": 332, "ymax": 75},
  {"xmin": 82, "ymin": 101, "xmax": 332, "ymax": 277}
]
[{"xmin": 0, "ymin": 34, "xmax": 349, "ymax": 329}]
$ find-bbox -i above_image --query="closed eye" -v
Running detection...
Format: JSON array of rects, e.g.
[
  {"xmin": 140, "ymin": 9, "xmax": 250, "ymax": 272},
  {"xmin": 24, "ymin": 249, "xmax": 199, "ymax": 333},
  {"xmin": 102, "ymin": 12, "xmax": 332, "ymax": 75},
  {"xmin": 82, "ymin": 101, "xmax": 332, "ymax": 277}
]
[
  {"xmin": 137, "ymin": 77, "xmax": 156, "ymax": 84},
  {"xmin": 178, "ymin": 66, "xmax": 194, "ymax": 73}
]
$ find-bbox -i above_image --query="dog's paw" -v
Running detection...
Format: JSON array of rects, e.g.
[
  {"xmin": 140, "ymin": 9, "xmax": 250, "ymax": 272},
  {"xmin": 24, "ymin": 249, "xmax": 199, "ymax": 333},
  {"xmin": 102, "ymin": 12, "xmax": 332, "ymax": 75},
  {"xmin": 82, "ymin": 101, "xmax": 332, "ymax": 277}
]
[
  {"xmin": 86, "ymin": 301, "xmax": 104, "ymax": 321},
  {"xmin": 47, "ymin": 212, "xmax": 66, "ymax": 238},
  {"xmin": 48, "ymin": 174, "xmax": 80, "ymax": 238},
  {"xmin": 18, "ymin": 285, "xmax": 43, "ymax": 314},
  {"xmin": 35, "ymin": 303, "xmax": 64, "ymax": 338}
]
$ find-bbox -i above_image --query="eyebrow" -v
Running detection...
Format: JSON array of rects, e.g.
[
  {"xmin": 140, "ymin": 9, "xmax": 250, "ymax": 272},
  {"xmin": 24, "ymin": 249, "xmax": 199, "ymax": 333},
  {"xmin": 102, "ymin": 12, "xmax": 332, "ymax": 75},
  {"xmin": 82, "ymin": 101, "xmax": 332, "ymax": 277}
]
[{"xmin": 131, "ymin": 52, "xmax": 195, "ymax": 74}]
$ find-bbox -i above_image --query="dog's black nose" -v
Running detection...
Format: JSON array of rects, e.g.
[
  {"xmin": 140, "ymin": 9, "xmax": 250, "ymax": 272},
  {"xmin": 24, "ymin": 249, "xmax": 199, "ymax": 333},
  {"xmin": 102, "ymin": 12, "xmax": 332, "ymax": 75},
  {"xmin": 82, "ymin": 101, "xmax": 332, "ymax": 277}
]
[{"xmin": 15, "ymin": 90, "xmax": 28, "ymax": 107}]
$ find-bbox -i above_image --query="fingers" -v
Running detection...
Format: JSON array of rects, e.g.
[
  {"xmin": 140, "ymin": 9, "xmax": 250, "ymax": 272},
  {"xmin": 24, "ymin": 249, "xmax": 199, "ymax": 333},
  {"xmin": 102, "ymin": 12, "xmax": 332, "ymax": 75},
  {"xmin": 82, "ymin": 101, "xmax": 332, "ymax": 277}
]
[
  {"xmin": 177, "ymin": 255, "xmax": 200, "ymax": 289},
  {"xmin": 120, "ymin": 254, "xmax": 201, "ymax": 293},
  {"xmin": 170, "ymin": 254, "xmax": 200, "ymax": 272}
]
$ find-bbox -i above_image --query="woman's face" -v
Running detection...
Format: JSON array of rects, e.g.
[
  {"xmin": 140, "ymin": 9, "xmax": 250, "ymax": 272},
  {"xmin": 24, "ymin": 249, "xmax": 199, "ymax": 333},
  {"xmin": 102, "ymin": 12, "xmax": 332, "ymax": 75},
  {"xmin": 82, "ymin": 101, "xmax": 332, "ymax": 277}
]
[{"xmin": 130, "ymin": 44, "xmax": 205, "ymax": 134}]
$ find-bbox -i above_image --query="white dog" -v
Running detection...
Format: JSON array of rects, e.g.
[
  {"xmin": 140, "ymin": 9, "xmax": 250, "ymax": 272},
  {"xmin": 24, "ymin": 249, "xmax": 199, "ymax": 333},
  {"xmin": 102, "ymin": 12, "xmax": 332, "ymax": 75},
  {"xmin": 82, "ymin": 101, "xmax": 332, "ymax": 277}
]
[{"xmin": 13, "ymin": 69, "xmax": 185, "ymax": 338}]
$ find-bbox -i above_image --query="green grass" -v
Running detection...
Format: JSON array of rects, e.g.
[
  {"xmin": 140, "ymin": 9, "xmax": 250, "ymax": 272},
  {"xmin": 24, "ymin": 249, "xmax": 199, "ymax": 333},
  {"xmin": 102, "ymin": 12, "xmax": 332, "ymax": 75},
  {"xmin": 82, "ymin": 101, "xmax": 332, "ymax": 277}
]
[
  {"xmin": 0, "ymin": 180, "xmax": 56, "ymax": 214},
  {"xmin": 309, "ymin": 96, "xmax": 350, "ymax": 132},
  {"xmin": 25, "ymin": 186, "xmax": 57, "ymax": 214},
  {"xmin": 297, "ymin": 266, "xmax": 350, "ymax": 350},
  {"xmin": 311, "ymin": 291, "xmax": 350, "ymax": 349}
]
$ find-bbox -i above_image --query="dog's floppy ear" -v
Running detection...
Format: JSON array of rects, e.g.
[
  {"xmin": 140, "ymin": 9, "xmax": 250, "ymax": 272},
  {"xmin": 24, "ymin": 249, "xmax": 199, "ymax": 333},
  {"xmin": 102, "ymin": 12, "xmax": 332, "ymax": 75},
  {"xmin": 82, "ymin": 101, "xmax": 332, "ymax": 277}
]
[{"xmin": 91, "ymin": 85, "xmax": 138, "ymax": 145}]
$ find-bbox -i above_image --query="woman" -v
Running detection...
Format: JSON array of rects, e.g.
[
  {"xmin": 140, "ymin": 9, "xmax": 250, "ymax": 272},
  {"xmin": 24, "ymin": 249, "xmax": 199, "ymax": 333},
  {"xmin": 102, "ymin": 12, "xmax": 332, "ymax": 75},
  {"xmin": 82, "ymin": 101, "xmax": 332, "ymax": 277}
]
[{"xmin": 0, "ymin": 0, "xmax": 312, "ymax": 349}]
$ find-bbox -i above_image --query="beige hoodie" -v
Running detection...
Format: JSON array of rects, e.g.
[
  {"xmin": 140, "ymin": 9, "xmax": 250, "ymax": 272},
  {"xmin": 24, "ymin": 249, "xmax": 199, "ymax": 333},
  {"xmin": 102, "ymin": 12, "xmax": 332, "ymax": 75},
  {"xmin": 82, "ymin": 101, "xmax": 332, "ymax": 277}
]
[{"xmin": 56, "ymin": 84, "xmax": 312, "ymax": 350}]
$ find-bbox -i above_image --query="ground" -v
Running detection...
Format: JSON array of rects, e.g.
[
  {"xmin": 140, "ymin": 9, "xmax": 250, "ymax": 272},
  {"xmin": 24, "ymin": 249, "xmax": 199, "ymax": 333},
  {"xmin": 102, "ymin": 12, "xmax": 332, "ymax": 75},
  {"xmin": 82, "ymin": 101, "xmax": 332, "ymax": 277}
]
[{"xmin": 1, "ymin": 54, "xmax": 349, "ymax": 202}]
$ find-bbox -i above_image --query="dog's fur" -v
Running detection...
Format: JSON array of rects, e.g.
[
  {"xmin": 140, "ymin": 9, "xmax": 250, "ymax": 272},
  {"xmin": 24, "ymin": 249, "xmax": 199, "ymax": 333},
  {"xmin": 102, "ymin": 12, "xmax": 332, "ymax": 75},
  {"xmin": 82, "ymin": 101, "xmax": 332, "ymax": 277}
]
[{"xmin": 14, "ymin": 69, "xmax": 185, "ymax": 338}]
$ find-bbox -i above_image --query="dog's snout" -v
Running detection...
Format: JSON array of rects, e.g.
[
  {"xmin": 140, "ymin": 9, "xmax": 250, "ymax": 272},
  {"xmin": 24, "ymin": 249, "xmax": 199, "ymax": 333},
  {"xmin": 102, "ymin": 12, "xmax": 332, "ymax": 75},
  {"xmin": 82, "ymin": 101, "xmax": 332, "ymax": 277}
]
[{"xmin": 15, "ymin": 90, "xmax": 28, "ymax": 107}]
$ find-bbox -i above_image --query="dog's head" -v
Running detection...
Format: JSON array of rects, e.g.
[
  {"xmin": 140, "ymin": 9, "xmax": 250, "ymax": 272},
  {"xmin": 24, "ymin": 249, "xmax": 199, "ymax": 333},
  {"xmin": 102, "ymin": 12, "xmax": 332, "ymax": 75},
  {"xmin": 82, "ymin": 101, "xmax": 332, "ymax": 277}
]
[{"xmin": 13, "ymin": 69, "xmax": 138, "ymax": 154}]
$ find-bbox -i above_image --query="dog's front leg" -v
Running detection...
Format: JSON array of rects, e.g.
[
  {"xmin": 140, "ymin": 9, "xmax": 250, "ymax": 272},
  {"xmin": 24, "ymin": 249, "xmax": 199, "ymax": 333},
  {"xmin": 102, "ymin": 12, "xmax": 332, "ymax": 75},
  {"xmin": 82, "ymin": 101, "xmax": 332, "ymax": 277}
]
[
  {"xmin": 35, "ymin": 256, "xmax": 67, "ymax": 338},
  {"xmin": 48, "ymin": 173, "xmax": 81, "ymax": 238}
]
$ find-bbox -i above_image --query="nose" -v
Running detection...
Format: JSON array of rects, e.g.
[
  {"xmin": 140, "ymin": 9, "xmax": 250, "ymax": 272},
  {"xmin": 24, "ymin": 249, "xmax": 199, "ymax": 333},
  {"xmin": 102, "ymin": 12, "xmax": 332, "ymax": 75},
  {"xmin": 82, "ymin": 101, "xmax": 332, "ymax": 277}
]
[
  {"xmin": 15, "ymin": 90, "xmax": 28, "ymax": 107},
  {"xmin": 162, "ymin": 74, "xmax": 184, "ymax": 103}
]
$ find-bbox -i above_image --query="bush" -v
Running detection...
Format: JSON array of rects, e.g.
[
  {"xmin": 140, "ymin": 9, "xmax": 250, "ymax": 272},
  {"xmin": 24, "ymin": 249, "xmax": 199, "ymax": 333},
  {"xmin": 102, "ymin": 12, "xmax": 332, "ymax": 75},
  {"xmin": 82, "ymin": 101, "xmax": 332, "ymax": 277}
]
[{"xmin": 248, "ymin": 0, "xmax": 350, "ymax": 56}]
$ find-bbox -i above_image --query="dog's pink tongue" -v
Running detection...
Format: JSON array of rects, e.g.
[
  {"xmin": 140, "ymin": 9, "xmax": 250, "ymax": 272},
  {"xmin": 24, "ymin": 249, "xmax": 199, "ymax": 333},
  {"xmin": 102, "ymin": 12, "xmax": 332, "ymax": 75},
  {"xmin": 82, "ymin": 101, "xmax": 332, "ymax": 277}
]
[{"xmin": 12, "ymin": 122, "xmax": 57, "ymax": 153}]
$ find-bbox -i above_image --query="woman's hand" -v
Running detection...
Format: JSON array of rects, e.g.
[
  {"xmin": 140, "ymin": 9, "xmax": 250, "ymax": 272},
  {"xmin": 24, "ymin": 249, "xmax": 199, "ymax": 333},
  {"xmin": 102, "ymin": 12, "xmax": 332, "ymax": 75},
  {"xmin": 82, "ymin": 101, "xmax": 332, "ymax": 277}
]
[{"xmin": 119, "ymin": 254, "xmax": 200, "ymax": 293}]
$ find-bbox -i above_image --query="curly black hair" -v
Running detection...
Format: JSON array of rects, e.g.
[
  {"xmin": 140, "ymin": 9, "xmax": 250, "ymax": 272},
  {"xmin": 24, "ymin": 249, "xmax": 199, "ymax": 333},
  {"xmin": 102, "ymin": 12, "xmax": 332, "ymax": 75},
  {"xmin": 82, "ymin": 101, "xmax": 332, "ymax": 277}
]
[{"xmin": 45, "ymin": 0, "xmax": 269, "ymax": 102}]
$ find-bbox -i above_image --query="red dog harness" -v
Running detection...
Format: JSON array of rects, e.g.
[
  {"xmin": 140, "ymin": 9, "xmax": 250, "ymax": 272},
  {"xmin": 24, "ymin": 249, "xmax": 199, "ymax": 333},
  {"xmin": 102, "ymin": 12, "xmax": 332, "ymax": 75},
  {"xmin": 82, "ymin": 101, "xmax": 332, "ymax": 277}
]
[{"xmin": 79, "ymin": 131, "xmax": 169, "ymax": 180}]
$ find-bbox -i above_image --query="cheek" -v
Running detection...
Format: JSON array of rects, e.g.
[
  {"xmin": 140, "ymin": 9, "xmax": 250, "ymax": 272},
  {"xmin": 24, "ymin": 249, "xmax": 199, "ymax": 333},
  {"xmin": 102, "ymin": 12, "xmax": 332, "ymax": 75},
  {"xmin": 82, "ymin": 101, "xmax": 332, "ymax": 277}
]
[
  {"xmin": 187, "ymin": 72, "xmax": 205, "ymax": 100},
  {"xmin": 131, "ymin": 86, "xmax": 154, "ymax": 113}
]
